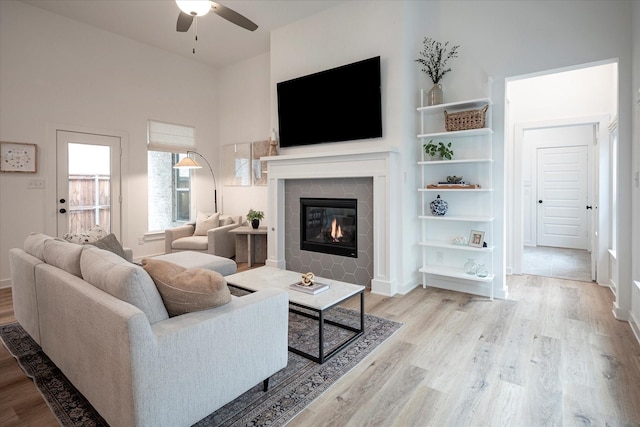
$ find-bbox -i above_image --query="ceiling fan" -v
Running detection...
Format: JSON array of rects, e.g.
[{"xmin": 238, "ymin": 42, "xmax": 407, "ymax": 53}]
[{"xmin": 175, "ymin": 0, "xmax": 258, "ymax": 32}]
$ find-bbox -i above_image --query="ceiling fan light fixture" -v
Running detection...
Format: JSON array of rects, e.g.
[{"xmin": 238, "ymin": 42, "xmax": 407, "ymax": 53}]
[{"xmin": 176, "ymin": 0, "xmax": 211, "ymax": 17}]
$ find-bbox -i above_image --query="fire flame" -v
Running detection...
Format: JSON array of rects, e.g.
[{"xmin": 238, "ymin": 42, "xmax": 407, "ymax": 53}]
[{"xmin": 331, "ymin": 218, "xmax": 343, "ymax": 242}]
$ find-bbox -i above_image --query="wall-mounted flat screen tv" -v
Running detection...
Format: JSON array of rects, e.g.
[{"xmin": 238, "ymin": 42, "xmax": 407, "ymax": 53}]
[{"xmin": 276, "ymin": 56, "xmax": 382, "ymax": 148}]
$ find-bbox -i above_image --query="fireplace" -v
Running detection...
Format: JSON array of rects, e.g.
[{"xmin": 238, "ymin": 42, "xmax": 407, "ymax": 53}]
[{"xmin": 300, "ymin": 197, "xmax": 357, "ymax": 258}]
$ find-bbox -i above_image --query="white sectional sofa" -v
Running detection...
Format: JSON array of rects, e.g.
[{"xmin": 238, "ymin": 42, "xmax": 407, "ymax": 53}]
[{"xmin": 8, "ymin": 233, "xmax": 289, "ymax": 427}]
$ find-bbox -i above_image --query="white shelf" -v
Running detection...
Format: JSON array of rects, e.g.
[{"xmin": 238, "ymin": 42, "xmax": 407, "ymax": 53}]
[
  {"xmin": 419, "ymin": 265, "xmax": 494, "ymax": 283},
  {"xmin": 417, "ymin": 91, "xmax": 495, "ymax": 299},
  {"xmin": 419, "ymin": 240, "xmax": 495, "ymax": 252},
  {"xmin": 419, "ymin": 215, "xmax": 494, "ymax": 222},
  {"xmin": 419, "ymin": 188, "xmax": 493, "ymax": 193},
  {"xmin": 418, "ymin": 158, "xmax": 493, "ymax": 165},
  {"xmin": 417, "ymin": 97, "xmax": 492, "ymax": 113},
  {"xmin": 418, "ymin": 127, "xmax": 493, "ymax": 139}
]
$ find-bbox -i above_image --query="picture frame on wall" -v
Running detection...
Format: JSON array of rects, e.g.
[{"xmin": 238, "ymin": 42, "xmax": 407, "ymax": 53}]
[
  {"xmin": 468, "ymin": 230, "xmax": 485, "ymax": 248},
  {"xmin": 0, "ymin": 141, "xmax": 37, "ymax": 173},
  {"xmin": 251, "ymin": 140, "xmax": 270, "ymax": 186}
]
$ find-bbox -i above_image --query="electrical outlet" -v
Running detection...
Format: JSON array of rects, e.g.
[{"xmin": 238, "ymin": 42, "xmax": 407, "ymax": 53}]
[
  {"xmin": 138, "ymin": 237, "xmax": 144, "ymax": 245},
  {"xmin": 27, "ymin": 178, "xmax": 45, "ymax": 189},
  {"xmin": 436, "ymin": 251, "xmax": 443, "ymax": 263}
]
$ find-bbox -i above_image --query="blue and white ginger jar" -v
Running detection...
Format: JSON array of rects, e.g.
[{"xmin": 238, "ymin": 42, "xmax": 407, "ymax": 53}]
[{"xmin": 430, "ymin": 194, "xmax": 448, "ymax": 216}]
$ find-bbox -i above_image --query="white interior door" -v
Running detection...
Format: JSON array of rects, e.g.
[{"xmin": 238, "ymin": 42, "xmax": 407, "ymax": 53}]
[
  {"xmin": 56, "ymin": 130, "xmax": 121, "ymax": 238},
  {"xmin": 536, "ymin": 145, "xmax": 588, "ymax": 249}
]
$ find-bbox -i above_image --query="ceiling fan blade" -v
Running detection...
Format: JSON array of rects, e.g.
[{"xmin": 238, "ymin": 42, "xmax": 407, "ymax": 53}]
[
  {"xmin": 176, "ymin": 11, "xmax": 194, "ymax": 32},
  {"xmin": 210, "ymin": 2, "xmax": 258, "ymax": 31}
]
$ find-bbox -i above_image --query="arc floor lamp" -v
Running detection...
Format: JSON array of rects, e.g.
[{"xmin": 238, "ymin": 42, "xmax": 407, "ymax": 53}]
[{"xmin": 174, "ymin": 151, "xmax": 218, "ymax": 213}]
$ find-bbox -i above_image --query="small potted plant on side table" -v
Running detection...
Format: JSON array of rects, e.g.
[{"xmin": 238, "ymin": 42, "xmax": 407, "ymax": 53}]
[{"xmin": 247, "ymin": 209, "xmax": 264, "ymax": 229}]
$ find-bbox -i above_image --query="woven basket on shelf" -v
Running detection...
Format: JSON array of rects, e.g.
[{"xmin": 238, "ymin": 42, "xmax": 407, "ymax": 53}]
[{"xmin": 444, "ymin": 104, "xmax": 488, "ymax": 131}]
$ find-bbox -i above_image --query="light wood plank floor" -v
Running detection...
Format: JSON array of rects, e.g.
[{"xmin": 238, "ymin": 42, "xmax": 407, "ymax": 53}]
[{"xmin": 2, "ymin": 271, "xmax": 639, "ymax": 426}]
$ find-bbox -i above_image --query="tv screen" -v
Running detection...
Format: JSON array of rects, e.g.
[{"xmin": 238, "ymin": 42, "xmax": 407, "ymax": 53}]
[{"xmin": 276, "ymin": 56, "xmax": 382, "ymax": 148}]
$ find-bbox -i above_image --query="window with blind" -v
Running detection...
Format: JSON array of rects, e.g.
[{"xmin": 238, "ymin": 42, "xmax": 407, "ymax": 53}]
[{"xmin": 147, "ymin": 120, "xmax": 195, "ymax": 231}]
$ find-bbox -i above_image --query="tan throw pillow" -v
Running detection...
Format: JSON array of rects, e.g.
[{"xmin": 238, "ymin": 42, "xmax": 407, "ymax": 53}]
[
  {"xmin": 194, "ymin": 212, "xmax": 220, "ymax": 236},
  {"xmin": 141, "ymin": 258, "xmax": 231, "ymax": 316}
]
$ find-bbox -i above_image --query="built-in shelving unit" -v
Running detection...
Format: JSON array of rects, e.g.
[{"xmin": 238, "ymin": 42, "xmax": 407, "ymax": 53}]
[{"xmin": 418, "ymin": 91, "xmax": 495, "ymax": 299}]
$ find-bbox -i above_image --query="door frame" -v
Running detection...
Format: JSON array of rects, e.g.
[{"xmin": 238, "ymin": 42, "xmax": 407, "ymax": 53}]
[
  {"xmin": 45, "ymin": 123, "xmax": 129, "ymax": 243},
  {"xmin": 512, "ymin": 115, "xmax": 610, "ymax": 284}
]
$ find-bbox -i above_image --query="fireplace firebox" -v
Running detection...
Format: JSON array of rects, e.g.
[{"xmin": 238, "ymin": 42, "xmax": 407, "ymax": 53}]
[{"xmin": 300, "ymin": 198, "xmax": 357, "ymax": 258}]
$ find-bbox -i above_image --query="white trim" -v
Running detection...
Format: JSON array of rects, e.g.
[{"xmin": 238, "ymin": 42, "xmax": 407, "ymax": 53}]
[
  {"xmin": 265, "ymin": 149, "xmax": 400, "ymax": 296},
  {"xmin": 45, "ymin": 122, "xmax": 129, "ymax": 246},
  {"xmin": 511, "ymin": 115, "xmax": 610, "ymax": 282}
]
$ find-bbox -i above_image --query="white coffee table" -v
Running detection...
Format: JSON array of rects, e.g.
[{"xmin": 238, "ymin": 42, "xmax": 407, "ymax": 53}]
[{"xmin": 224, "ymin": 266, "xmax": 365, "ymax": 364}]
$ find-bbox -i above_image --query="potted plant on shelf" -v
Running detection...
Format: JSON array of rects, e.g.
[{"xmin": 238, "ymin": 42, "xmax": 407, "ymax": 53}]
[
  {"xmin": 423, "ymin": 140, "xmax": 454, "ymax": 160},
  {"xmin": 246, "ymin": 209, "xmax": 264, "ymax": 229},
  {"xmin": 415, "ymin": 37, "xmax": 460, "ymax": 105}
]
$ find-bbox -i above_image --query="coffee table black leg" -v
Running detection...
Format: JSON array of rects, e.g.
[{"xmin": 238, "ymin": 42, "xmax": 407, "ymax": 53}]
[{"xmin": 319, "ymin": 310, "xmax": 325, "ymax": 364}]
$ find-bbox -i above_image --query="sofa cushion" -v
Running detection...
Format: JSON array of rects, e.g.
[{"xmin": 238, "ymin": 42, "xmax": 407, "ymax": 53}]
[
  {"xmin": 194, "ymin": 212, "xmax": 220, "ymax": 236},
  {"xmin": 141, "ymin": 258, "xmax": 231, "ymax": 317},
  {"xmin": 88, "ymin": 233, "xmax": 127, "ymax": 260},
  {"xmin": 172, "ymin": 235, "xmax": 209, "ymax": 251},
  {"xmin": 24, "ymin": 232, "xmax": 52, "ymax": 260},
  {"xmin": 43, "ymin": 239, "xmax": 84, "ymax": 278},
  {"xmin": 80, "ymin": 246, "xmax": 169, "ymax": 323},
  {"xmin": 63, "ymin": 226, "xmax": 108, "ymax": 244}
]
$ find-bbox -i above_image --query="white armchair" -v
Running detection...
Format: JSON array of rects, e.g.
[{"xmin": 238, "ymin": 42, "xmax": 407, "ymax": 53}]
[{"xmin": 165, "ymin": 214, "xmax": 242, "ymax": 258}]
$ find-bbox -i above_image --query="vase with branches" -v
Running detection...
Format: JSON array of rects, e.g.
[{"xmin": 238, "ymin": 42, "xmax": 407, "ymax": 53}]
[{"xmin": 416, "ymin": 37, "xmax": 460, "ymax": 105}]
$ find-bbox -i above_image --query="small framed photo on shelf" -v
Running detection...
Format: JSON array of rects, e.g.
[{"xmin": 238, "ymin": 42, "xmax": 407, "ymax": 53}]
[
  {"xmin": 1, "ymin": 142, "xmax": 37, "ymax": 173},
  {"xmin": 469, "ymin": 230, "xmax": 485, "ymax": 248}
]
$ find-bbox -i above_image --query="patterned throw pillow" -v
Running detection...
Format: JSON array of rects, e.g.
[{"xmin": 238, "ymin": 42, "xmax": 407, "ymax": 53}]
[
  {"xmin": 88, "ymin": 233, "xmax": 127, "ymax": 259},
  {"xmin": 63, "ymin": 226, "xmax": 108, "ymax": 244}
]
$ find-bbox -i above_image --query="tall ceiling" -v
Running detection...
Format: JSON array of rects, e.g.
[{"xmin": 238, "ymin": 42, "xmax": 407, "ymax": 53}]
[{"xmin": 22, "ymin": 0, "xmax": 344, "ymax": 68}]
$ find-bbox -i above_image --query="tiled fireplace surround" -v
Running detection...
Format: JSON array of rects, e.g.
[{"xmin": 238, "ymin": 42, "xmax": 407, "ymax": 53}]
[{"xmin": 265, "ymin": 149, "xmax": 400, "ymax": 296}]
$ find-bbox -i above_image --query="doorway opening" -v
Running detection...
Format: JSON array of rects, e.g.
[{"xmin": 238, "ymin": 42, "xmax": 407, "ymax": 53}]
[{"xmin": 506, "ymin": 60, "xmax": 618, "ymax": 283}]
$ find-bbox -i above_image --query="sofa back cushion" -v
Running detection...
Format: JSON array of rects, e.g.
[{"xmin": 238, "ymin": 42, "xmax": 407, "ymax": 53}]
[
  {"xmin": 24, "ymin": 232, "xmax": 52, "ymax": 260},
  {"xmin": 80, "ymin": 246, "xmax": 169, "ymax": 323},
  {"xmin": 43, "ymin": 239, "xmax": 84, "ymax": 278}
]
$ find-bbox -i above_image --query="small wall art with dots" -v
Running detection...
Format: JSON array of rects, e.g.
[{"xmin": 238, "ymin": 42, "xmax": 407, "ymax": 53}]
[{"xmin": 0, "ymin": 142, "xmax": 37, "ymax": 173}]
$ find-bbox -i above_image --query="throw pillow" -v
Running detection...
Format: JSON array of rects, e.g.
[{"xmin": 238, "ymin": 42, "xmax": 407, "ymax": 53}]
[
  {"xmin": 63, "ymin": 226, "xmax": 108, "ymax": 244},
  {"xmin": 193, "ymin": 212, "xmax": 220, "ymax": 236},
  {"xmin": 222, "ymin": 216, "xmax": 235, "ymax": 226},
  {"xmin": 141, "ymin": 258, "xmax": 231, "ymax": 317},
  {"xmin": 88, "ymin": 233, "xmax": 127, "ymax": 260}
]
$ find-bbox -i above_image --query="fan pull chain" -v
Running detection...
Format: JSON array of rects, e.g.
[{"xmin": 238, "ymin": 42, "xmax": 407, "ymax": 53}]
[{"xmin": 193, "ymin": 16, "xmax": 198, "ymax": 54}]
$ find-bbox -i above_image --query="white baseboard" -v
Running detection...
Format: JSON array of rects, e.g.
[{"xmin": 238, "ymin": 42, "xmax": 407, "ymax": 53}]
[
  {"xmin": 0, "ymin": 278, "xmax": 12, "ymax": 289},
  {"xmin": 630, "ymin": 312, "xmax": 640, "ymax": 347}
]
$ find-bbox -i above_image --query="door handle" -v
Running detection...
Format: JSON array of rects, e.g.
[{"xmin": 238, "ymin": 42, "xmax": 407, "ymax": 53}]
[
  {"xmin": 538, "ymin": 200, "xmax": 543, "ymax": 204},
  {"xmin": 59, "ymin": 208, "xmax": 67, "ymax": 214},
  {"xmin": 586, "ymin": 205, "xmax": 593, "ymax": 210}
]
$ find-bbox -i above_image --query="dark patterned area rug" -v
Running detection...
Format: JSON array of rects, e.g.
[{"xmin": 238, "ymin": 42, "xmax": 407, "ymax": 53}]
[{"xmin": 1, "ymin": 307, "xmax": 402, "ymax": 427}]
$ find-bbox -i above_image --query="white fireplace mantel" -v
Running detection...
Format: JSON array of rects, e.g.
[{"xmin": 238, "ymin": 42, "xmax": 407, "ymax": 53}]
[{"xmin": 264, "ymin": 148, "xmax": 400, "ymax": 296}]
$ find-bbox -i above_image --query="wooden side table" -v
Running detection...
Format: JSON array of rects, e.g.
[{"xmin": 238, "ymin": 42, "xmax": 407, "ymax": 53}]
[{"xmin": 230, "ymin": 226, "xmax": 267, "ymax": 267}]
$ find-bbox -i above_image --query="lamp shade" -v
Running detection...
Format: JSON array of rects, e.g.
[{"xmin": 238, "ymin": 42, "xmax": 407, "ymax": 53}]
[
  {"xmin": 176, "ymin": 0, "xmax": 211, "ymax": 17},
  {"xmin": 173, "ymin": 157, "xmax": 202, "ymax": 169}
]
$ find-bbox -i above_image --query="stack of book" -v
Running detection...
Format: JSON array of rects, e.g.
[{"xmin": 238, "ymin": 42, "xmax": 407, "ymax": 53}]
[{"xmin": 289, "ymin": 281, "xmax": 330, "ymax": 295}]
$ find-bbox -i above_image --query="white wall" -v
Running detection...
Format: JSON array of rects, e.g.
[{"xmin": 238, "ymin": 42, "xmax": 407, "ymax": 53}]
[
  {"xmin": 266, "ymin": 0, "xmax": 635, "ymax": 299},
  {"xmin": 631, "ymin": 0, "xmax": 640, "ymax": 338},
  {"xmin": 270, "ymin": 1, "xmax": 414, "ymax": 291},
  {"xmin": 216, "ymin": 52, "xmax": 270, "ymax": 222},
  {"xmin": 1, "ymin": 0, "xmax": 636, "ymax": 309},
  {"xmin": 0, "ymin": 0, "xmax": 219, "ymax": 284}
]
